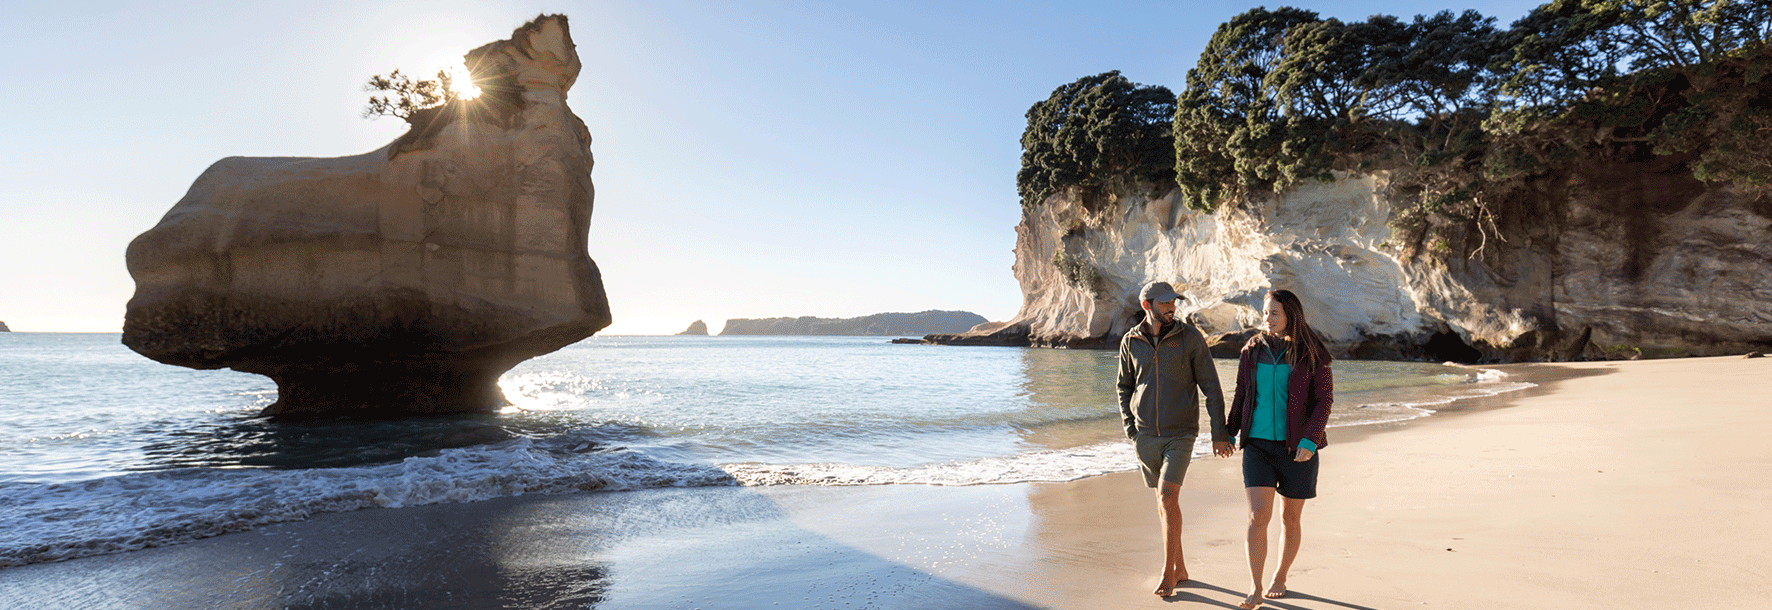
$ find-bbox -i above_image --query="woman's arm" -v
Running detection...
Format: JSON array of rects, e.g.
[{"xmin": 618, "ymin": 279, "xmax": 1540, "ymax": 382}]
[{"xmin": 1300, "ymin": 364, "xmax": 1333, "ymax": 450}]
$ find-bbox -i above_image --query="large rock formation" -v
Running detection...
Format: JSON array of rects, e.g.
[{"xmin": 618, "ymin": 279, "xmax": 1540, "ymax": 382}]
[
  {"xmin": 0, "ymin": 320, "xmax": 10, "ymax": 332},
  {"xmin": 720, "ymin": 310, "xmax": 987, "ymax": 336},
  {"xmin": 931, "ymin": 162, "xmax": 1772, "ymax": 362},
  {"xmin": 676, "ymin": 320, "xmax": 710, "ymax": 335},
  {"xmin": 123, "ymin": 15, "xmax": 610, "ymax": 416}
]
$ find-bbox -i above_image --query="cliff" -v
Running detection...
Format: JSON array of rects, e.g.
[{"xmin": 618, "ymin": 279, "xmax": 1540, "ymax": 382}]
[
  {"xmin": 930, "ymin": 163, "xmax": 1772, "ymax": 362},
  {"xmin": 720, "ymin": 310, "xmax": 987, "ymax": 336},
  {"xmin": 123, "ymin": 16, "xmax": 611, "ymax": 416},
  {"xmin": 0, "ymin": 320, "xmax": 10, "ymax": 332}
]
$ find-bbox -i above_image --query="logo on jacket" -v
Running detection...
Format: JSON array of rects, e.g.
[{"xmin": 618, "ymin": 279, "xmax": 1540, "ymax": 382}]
[{"xmin": 1165, "ymin": 341, "xmax": 1180, "ymax": 348}]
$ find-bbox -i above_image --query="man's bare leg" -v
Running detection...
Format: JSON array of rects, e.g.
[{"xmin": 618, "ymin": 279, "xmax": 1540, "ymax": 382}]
[
  {"xmin": 1153, "ymin": 480, "xmax": 1186, "ymax": 597},
  {"xmin": 1266, "ymin": 496, "xmax": 1307, "ymax": 598},
  {"xmin": 1239, "ymin": 486, "xmax": 1276, "ymax": 609}
]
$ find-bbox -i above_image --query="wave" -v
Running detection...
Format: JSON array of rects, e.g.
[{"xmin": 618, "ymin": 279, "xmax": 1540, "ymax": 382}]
[
  {"xmin": 0, "ymin": 436, "xmax": 735, "ymax": 568},
  {"xmin": 0, "ymin": 365, "xmax": 1539, "ymax": 568},
  {"xmin": 722, "ymin": 441, "xmax": 1138, "ymax": 487}
]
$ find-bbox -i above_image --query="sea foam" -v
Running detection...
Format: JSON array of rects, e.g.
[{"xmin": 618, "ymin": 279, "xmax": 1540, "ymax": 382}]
[{"xmin": 0, "ymin": 437, "xmax": 734, "ymax": 567}]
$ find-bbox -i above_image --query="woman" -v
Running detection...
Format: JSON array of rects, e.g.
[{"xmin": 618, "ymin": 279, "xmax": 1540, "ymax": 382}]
[{"xmin": 1226, "ymin": 289, "xmax": 1334, "ymax": 609}]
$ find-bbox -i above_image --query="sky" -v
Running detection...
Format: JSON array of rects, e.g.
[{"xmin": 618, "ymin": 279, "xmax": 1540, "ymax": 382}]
[{"xmin": 0, "ymin": 0, "xmax": 1549, "ymax": 335}]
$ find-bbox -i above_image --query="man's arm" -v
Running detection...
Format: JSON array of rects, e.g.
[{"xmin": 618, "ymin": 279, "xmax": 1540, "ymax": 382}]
[
  {"xmin": 1117, "ymin": 340, "xmax": 1138, "ymax": 440},
  {"xmin": 1191, "ymin": 328, "xmax": 1231, "ymax": 444}
]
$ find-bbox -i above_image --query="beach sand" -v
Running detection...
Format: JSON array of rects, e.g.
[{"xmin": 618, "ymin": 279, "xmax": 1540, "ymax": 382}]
[{"xmin": 1, "ymin": 355, "xmax": 1767, "ymax": 609}]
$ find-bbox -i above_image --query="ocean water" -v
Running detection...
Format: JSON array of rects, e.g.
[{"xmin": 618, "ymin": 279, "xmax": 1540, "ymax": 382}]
[{"xmin": 0, "ymin": 333, "xmax": 1531, "ymax": 567}]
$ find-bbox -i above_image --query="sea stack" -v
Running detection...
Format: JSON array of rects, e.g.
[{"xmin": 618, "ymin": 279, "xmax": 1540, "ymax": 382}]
[
  {"xmin": 677, "ymin": 320, "xmax": 710, "ymax": 335},
  {"xmin": 123, "ymin": 15, "xmax": 610, "ymax": 417}
]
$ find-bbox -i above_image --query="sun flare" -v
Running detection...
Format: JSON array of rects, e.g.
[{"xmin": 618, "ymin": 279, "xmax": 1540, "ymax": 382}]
[{"xmin": 444, "ymin": 63, "xmax": 482, "ymax": 100}]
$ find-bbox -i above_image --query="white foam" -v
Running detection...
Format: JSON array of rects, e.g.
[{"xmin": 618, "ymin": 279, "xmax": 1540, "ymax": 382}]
[
  {"xmin": 0, "ymin": 439, "xmax": 734, "ymax": 568},
  {"xmin": 723, "ymin": 441, "xmax": 1139, "ymax": 487},
  {"xmin": 1469, "ymin": 367, "xmax": 1508, "ymax": 383},
  {"xmin": 1332, "ymin": 366, "xmax": 1535, "ymax": 427},
  {"xmin": 0, "ymin": 363, "xmax": 1546, "ymax": 567}
]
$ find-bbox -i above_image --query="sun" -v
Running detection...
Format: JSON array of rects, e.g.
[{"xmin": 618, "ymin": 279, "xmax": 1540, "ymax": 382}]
[{"xmin": 443, "ymin": 63, "xmax": 482, "ymax": 101}]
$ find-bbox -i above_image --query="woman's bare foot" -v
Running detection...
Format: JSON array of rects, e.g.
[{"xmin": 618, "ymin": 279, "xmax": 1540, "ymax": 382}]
[
  {"xmin": 1265, "ymin": 582, "xmax": 1287, "ymax": 599},
  {"xmin": 1237, "ymin": 592, "xmax": 1266, "ymax": 609}
]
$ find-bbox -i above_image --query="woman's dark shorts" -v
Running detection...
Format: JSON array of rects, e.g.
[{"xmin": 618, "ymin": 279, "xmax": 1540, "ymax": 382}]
[{"xmin": 1241, "ymin": 437, "xmax": 1318, "ymax": 499}]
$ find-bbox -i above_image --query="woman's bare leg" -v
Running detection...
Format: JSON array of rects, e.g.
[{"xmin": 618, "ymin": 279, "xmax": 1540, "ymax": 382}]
[
  {"xmin": 1266, "ymin": 496, "xmax": 1307, "ymax": 598},
  {"xmin": 1239, "ymin": 486, "xmax": 1275, "ymax": 609}
]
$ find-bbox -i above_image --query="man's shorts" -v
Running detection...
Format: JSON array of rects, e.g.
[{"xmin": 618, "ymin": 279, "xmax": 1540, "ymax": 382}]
[
  {"xmin": 1241, "ymin": 437, "xmax": 1318, "ymax": 499},
  {"xmin": 1135, "ymin": 433, "xmax": 1196, "ymax": 488}
]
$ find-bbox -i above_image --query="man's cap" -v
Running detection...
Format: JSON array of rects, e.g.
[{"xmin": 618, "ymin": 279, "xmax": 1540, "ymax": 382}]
[{"xmin": 1139, "ymin": 281, "xmax": 1181, "ymax": 303}]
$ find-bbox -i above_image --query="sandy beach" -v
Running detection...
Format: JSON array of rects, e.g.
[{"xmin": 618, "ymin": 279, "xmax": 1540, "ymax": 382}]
[{"xmin": 1, "ymin": 355, "xmax": 1767, "ymax": 609}]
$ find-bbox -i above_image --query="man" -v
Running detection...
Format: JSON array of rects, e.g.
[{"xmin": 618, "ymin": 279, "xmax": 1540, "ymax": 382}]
[{"xmin": 1117, "ymin": 281, "xmax": 1235, "ymax": 598}]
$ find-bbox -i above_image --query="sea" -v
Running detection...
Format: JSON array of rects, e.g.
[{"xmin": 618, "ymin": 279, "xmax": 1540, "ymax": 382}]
[{"xmin": 0, "ymin": 333, "xmax": 1533, "ymax": 568}]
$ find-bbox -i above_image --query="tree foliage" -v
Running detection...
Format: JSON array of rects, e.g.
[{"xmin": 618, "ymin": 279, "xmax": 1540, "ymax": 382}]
[
  {"xmin": 1017, "ymin": 71, "xmax": 1177, "ymax": 211},
  {"xmin": 1493, "ymin": 0, "xmax": 1772, "ymax": 186},
  {"xmin": 1020, "ymin": 1, "xmax": 1772, "ymax": 245},
  {"xmin": 363, "ymin": 68, "xmax": 468, "ymax": 123},
  {"xmin": 1173, "ymin": 8, "xmax": 1503, "ymax": 212},
  {"xmin": 1173, "ymin": 7, "xmax": 1325, "ymax": 210}
]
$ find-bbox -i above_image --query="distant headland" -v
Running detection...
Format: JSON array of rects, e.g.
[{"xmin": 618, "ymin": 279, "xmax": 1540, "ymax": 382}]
[
  {"xmin": 0, "ymin": 320, "xmax": 10, "ymax": 332},
  {"xmin": 711, "ymin": 311, "xmax": 986, "ymax": 336}
]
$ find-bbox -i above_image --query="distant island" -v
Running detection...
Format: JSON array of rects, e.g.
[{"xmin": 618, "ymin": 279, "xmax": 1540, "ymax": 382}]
[
  {"xmin": 0, "ymin": 320, "xmax": 10, "ymax": 332},
  {"xmin": 677, "ymin": 320, "xmax": 710, "ymax": 335},
  {"xmin": 717, "ymin": 310, "xmax": 986, "ymax": 336}
]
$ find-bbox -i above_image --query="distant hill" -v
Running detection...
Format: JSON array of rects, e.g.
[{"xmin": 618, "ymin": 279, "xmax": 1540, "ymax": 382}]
[
  {"xmin": 0, "ymin": 320, "xmax": 10, "ymax": 332},
  {"xmin": 677, "ymin": 320, "xmax": 710, "ymax": 335},
  {"xmin": 719, "ymin": 310, "xmax": 987, "ymax": 336}
]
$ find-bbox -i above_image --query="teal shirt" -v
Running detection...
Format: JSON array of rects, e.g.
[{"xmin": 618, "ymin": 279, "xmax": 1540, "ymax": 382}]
[{"xmin": 1251, "ymin": 359, "xmax": 1319, "ymax": 454}]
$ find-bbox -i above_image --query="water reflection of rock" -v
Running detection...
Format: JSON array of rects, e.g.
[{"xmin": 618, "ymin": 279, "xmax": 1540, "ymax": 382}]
[{"xmin": 139, "ymin": 414, "xmax": 523, "ymax": 470}]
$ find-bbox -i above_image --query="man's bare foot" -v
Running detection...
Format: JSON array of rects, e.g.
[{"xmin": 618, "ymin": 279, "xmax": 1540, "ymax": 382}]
[
  {"xmin": 1265, "ymin": 583, "xmax": 1288, "ymax": 599},
  {"xmin": 1153, "ymin": 569, "xmax": 1187, "ymax": 597},
  {"xmin": 1237, "ymin": 592, "xmax": 1266, "ymax": 609}
]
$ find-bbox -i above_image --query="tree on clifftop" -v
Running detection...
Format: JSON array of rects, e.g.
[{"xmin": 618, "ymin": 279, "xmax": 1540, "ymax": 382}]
[
  {"xmin": 1173, "ymin": 7, "xmax": 1325, "ymax": 212},
  {"xmin": 1493, "ymin": 0, "xmax": 1772, "ymax": 186},
  {"xmin": 1017, "ymin": 71, "xmax": 1176, "ymax": 211},
  {"xmin": 362, "ymin": 68, "xmax": 472, "ymax": 124},
  {"xmin": 1173, "ymin": 7, "xmax": 1503, "ymax": 213}
]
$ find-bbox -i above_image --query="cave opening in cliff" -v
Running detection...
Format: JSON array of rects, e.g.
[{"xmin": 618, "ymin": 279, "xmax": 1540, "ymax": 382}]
[{"xmin": 1425, "ymin": 330, "xmax": 1482, "ymax": 364}]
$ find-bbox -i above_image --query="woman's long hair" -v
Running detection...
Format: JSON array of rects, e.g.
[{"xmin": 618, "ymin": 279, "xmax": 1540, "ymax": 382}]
[{"xmin": 1265, "ymin": 289, "xmax": 1330, "ymax": 371}]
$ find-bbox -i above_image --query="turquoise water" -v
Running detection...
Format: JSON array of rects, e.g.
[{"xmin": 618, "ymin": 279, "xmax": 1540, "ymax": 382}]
[{"xmin": 0, "ymin": 333, "xmax": 1528, "ymax": 566}]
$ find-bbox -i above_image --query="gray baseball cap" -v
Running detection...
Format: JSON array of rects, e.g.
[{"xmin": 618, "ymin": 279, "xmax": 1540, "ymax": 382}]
[{"xmin": 1139, "ymin": 281, "xmax": 1181, "ymax": 303}]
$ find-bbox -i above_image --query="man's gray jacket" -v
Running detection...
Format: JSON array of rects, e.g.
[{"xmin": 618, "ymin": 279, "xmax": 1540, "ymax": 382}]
[{"xmin": 1117, "ymin": 321, "xmax": 1230, "ymax": 442}]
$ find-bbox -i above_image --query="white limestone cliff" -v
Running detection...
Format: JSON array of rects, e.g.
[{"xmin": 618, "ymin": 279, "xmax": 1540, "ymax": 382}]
[
  {"xmin": 937, "ymin": 168, "xmax": 1772, "ymax": 361},
  {"xmin": 123, "ymin": 15, "xmax": 611, "ymax": 415}
]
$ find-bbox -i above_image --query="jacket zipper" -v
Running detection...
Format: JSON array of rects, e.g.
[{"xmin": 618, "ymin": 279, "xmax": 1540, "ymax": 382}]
[{"xmin": 1151, "ymin": 329, "xmax": 1161, "ymax": 437}]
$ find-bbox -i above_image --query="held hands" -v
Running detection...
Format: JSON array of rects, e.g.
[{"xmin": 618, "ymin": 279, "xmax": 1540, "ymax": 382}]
[
  {"xmin": 1293, "ymin": 447, "xmax": 1314, "ymax": 462},
  {"xmin": 1212, "ymin": 441, "xmax": 1235, "ymax": 458}
]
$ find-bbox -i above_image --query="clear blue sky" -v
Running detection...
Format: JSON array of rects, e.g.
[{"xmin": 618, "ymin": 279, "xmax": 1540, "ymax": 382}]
[{"xmin": 0, "ymin": 0, "xmax": 1547, "ymax": 335}]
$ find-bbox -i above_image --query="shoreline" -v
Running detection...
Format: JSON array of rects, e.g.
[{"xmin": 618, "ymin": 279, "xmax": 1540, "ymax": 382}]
[{"xmin": 1, "ymin": 355, "xmax": 1767, "ymax": 608}]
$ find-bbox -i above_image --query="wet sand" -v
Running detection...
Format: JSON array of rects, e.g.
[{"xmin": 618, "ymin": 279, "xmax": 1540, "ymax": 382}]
[{"xmin": 1, "ymin": 355, "xmax": 1767, "ymax": 609}]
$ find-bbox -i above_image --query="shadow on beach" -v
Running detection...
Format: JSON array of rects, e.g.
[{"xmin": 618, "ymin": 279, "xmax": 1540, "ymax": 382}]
[
  {"xmin": 0, "ymin": 483, "xmax": 1042, "ymax": 609},
  {"xmin": 1169, "ymin": 580, "xmax": 1385, "ymax": 610}
]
